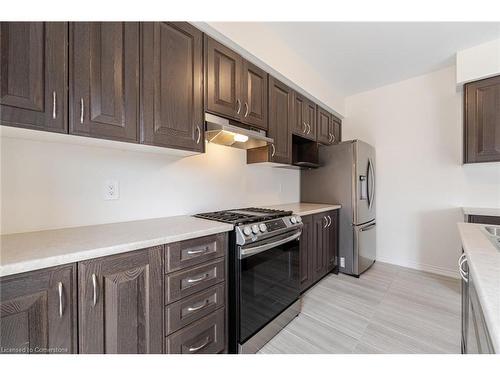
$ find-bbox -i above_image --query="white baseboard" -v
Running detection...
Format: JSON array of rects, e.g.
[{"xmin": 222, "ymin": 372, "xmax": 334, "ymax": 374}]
[{"xmin": 376, "ymin": 256, "xmax": 460, "ymax": 279}]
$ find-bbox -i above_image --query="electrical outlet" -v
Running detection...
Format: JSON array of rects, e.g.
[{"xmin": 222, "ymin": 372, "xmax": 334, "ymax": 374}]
[
  {"xmin": 104, "ymin": 180, "xmax": 119, "ymax": 200},
  {"xmin": 340, "ymin": 257, "xmax": 345, "ymax": 268}
]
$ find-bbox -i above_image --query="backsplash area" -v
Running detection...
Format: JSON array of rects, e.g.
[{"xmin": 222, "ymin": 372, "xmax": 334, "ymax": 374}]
[{"xmin": 0, "ymin": 137, "xmax": 299, "ymax": 234}]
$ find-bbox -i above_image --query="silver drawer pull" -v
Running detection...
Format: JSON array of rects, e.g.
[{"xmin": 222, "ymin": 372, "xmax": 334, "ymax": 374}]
[
  {"xmin": 52, "ymin": 91, "xmax": 57, "ymax": 119},
  {"xmin": 187, "ymin": 247, "xmax": 209, "ymax": 255},
  {"xmin": 187, "ymin": 299, "xmax": 209, "ymax": 312},
  {"xmin": 196, "ymin": 125, "xmax": 201, "ymax": 144},
  {"xmin": 187, "ymin": 273, "xmax": 208, "ymax": 284},
  {"xmin": 92, "ymin": 273, "xmax": 98, "ymax": 307},
  {"xmin": 80, "ymin": 98, "xmax": 84, "ymax": 124},
  {"xmin": 188, "ymin": 337, "xmax": 210, "ymax": 353},
  {"xmin": 58, "ymin": 282, "xmax": 64, "ymax": 318}
]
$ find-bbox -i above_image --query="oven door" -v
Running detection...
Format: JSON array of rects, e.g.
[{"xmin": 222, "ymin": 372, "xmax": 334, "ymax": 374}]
[{"xmin": 238, "ymin": 229, "xmax": 301, "ymax": 344}]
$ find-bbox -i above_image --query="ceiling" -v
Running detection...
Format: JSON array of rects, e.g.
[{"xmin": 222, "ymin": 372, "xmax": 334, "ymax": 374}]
[{"xmin": 248, "ymin": 22, "xmax": 500, "ymax": 96}]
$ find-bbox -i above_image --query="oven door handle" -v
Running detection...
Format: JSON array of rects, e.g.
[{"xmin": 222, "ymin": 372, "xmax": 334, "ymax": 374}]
[{"xmin": 238, "ymin": 230, "xmax": 302, "ymax": 259}]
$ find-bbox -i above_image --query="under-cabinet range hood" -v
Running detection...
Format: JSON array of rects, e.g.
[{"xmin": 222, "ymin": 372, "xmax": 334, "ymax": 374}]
[{"xmin": 205, "ymin": 113, "xmax": 273, "ymax": 150}]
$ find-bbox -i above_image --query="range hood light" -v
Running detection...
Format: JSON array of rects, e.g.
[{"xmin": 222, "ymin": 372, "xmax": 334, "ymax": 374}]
[{"xmin": 233, "ymin": 133, "xmax": 249, "ymax": 143}]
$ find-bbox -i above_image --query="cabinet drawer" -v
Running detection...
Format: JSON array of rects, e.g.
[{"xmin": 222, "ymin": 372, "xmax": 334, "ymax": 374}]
[
  {"xmin": 166, "ymin": 308, "xmax": 225, "ymax": 354},
  {"xmin": 165, "ymin": 258, "xmax": 225, "ymax": 304},
  {"xmin": 165, "ymin": 283, "xmax": 225, "ymax": 335},
  {"xmin": 165, "ymin": 233, "xmax": 226, "ymax": 273}
]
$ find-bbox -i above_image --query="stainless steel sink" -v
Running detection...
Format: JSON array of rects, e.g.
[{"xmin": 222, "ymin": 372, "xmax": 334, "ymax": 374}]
[
  {"xmin": 485, "ymin": 226, "xmax": 500, "ymax": 237},
  {"xmin": 484, "ymin": 226, "xmax": 500, "ymax": 250}
]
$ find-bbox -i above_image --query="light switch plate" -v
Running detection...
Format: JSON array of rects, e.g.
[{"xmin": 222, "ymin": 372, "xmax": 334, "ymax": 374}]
[{"xmin": 104, "ymin": 180, "xmax": 119, "ymax": 200}]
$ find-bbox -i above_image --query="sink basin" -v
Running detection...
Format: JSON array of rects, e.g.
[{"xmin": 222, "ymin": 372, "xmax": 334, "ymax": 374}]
[
  {"xmin": 485, "ymin": 226, "xmax": 500, "ymax": 237},
  {"xmin": 484, "ymin": 226, "xmax": 500, "ymax": 250}
]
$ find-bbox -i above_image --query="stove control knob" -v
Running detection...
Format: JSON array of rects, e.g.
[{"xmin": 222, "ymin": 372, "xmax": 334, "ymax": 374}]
[
  {"xmin": 259, "ymin": 223, "xmax": 267, "ymax": 232},
  {"xmin": 243, "ymin": 226, "xmax": 252, "ymax": 236},
  {"xmin": 290, "ymin": 216, "xmax": 297, "ymax": 224},
  {"xmin": 296, "ymin": 215, "xmax": 302, "ymax": 223},
  {"xmin": 251, "ymin": 225, "xmax": 260, "ymax": 234}
]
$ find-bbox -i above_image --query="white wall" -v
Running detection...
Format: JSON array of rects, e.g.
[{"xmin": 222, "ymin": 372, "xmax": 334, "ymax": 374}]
[
  {"xmin": 456, "ymin": 38, "xmax": 500, "ymax": 84},
  {"xmin": 344, "ymin": 65, "xmax": 500, "ymax": 277},
  {"xmin": 0, "ymin": 138, "xmax": 299, "ymax": 234}
]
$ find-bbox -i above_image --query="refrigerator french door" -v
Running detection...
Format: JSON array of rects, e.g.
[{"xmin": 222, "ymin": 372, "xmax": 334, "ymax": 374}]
[{"xmin": 301, "ymin": 140, "xmax": 376, "ymax": 276}]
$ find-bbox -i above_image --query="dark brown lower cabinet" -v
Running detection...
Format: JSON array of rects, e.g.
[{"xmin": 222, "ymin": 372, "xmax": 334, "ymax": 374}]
[
  {"xmin": 300, "ymin": 210, "xmax": 339, "ymax": 293},
  {"xmin": 78, "ymin": 246, "xmax": 163, "ymax": 354},
  {"xmin": 466, "ymin": 214, "xmax": 500, "ymax": 225},
  {"xmin": 0, "ymin": 264, "xmax": 77, "ymax": 354}
]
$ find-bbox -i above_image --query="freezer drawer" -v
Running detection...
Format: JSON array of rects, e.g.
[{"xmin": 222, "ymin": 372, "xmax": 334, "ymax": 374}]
[{"xmin": 354, "ymin": 221, "xmax": 376, "ymax": 275}]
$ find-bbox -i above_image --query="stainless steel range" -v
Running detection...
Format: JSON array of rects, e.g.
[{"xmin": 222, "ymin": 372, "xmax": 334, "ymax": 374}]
[{"xmin": 195, "ymin": 208, "xmax": 303, "ymax": 353}]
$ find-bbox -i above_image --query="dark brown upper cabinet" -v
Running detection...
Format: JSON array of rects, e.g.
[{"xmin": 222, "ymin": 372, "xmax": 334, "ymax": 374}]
[
  {"xmin": 241, "ymin": 60, "xmax": 268, "ymax": 130},
  {"xmin": 0, "ymin": 264, "xmax": 77, "ymax": 354},
  {"xmin": 142, "ymin": 22, "xmax": 204, "ymax": 152},
  {"xmin": 267, "ymin": 76, "xmax": 293, "ymax": 163},
  {"xmin": 317, "ymin": 106, "xmax": 333, "ymax": 145},
  {"xmin": 78, "ymin": 246, "xmax": 163, "ymax": 354},
  {"xmin": 69, "ymin": 22, "xmax": 139, "ymax": 143},
  {"xmin": 205, "ymin": 36, "xmax": 242, "ymax": 120},
  {"xmin": 205, "ymin": 36, "xmax": 268, "ymax": 131},
  {"xmin": 292, "ymin": 91, "xmax": 316, "ymax": 141},
  {"xmin": 464, "ymin": 75, "xmax": 500, "ymax": 163},
  {"xmin": 0, "ymin": 22, "xmax": 68, "ymax": 133}
]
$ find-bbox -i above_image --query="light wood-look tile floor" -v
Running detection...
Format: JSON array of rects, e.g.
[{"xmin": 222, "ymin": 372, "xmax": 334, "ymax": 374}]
[{"xmin": 259, "ymin": 262, "xmax": 461, "ymax": 354}]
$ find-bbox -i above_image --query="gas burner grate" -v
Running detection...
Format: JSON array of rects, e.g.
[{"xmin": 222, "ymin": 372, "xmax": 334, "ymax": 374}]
[{"xmin": 194, "ymin": 207, "xmax": 292, "ymax": 225}]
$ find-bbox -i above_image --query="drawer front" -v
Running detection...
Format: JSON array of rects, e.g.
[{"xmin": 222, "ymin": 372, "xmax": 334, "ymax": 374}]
[
  {"xmin": 165, "ymin": 233, "xmax": 227, "ymax": 273},
  {"xmin": 165, "ymin": 258, "xmax": 225, "ymax": 304},
  {"xmin": 165, "ymin": 283, "xmax": 225, "ymax": 335},
  {"xmin": 166, "ymin": 308, "xmax": 225, "ymax": 354}
]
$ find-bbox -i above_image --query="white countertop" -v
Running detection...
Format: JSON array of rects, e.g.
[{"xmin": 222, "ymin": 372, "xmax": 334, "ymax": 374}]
[
  {"xmin": 0, "ymin": 216, "xmax": 233, "ymax": 277},
  {"xmin": 462, "ymin": 207, "xmax": 500, "ymax": 217},
  {"xmin": 457, "ymin": 222, "xmax": 500, "ymax": 352},
  {"xmin": 263, "ymin": 202, "xmax": 341, "ymax": 216}
]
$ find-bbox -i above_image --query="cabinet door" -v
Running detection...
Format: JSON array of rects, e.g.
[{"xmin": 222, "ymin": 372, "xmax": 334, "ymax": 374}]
[
  {"xmin": 0, "ymin": 22, "xmax": 67, "ymax": 133},
  {"xmin": 268, "ymin": 76, "xmax": 292, "ymax": 164},
  {"xmin": 467, "ymin": 276, "xmax": 495, "ymax": 354},
  {"xmin": 464, "ymin": 75, "xmax": 500, "ymax": 163},
  {"xmin": 0, "ymin": 265, "xmax": 77, "ymax": 354},
  {"xmin": 312, "ymin": 213, "xmax": 328, "ymax": 282},
  {"xmin": 326, "ymin": 211, "xmax": 338, "ymax": 271},
  {"xmin": 69, "ymin": 22, "xmax": 139, "ymax": 142},
  {"xmin": 304, "ymin": 98, "xmax": 317, "ymax": 141},
  {"xmin": 332, "ymin": 116, "xmax": 342, "ymax": 144},
  {"xmin": 205, "ymin": 36, "xmax": 242, "ymax": 120},
  {"xmin": 292, "ymin": 92, "xmax": 307, "ymax": 137},
  {"xmin": 78, "ymin": 246, "xmax": 163, "ymax": 354},
  {"xmin": 317, "ymin": 106, "xmax": 333, "ymax": 145},
  {"xmin": 299, "ymin": 215, "xmax": 314, "ymax": 293},
  {"xmin": 241, "ymin": 60, "xmax": 268, "ymax": 130},
  {"xmin": 142, "ymin": 22, "xmax": 204, "ymax": 152}
]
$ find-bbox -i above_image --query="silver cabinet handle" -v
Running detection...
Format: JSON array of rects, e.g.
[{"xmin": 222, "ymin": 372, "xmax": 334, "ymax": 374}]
[
  {"xmin": 52, "ymin": 91, "xmax": 57, "ymax": 119},
  {"xmin": 332, "ymin": 134, "xmax": 336, "ymax": 143},
  {"xmin": 187, "ymin": 247, "xmax": 208, "ymax": 255},
  {"xmin": 458, "ymin": 254, "xmax": 468, "ymax": 283},
  {"xmin": 271, "ymin": 144, "xmax": 276, "ymax": 157},
  {"xmin": 303, "ymin": 121, "xmax": 307, "ymax": 133},
  {"xmin": 244, "ymin": 102, "xmax": 249, "ymax": 117},
  {"xmin": 327, "ymin": 215, "xmax": 332, "ymax": 227},
  {"xmin": 323, "ymin": 216, "xmax": 328, "ymax": 228},
  {"xmin": 187, "ymin": 299, "xmax": 209, "ymax": 312},
  {"xmin": 236, "ymin": 99, "xmax": 241, "ymax": 114},
  {"xmin": 188, "ymin": 337, "xmax": 210, "ymax": 353},
  {"xmin": 196, "ymin": 125, "xmax": 201, "ymax": 144},
  {"xmin": 80, "ymin": 98, "xmax": 84, "ymax": 124},
  {"xmin": 187, "ymin": 273, "xmax": 208, "ymax": 284},
  {"xmin": 328, "ymin": 134, "xmax": 333, "ymax": 143},
  {"xmin": 58, "ymin": 282, "xmax": 63, "ymax": 318},
  {"xmin": 307, "ymin": 123, "xmax": 311, "ymax": 134},
  {"xmin": 92, "ymin": 273, "xmax": 98, "ymax": 307}
]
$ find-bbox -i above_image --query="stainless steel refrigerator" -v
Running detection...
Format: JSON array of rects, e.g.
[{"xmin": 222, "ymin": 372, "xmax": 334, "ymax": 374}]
[{"xmin": 301, "ymin": 140, "xmax": 376, "ymax": 277}]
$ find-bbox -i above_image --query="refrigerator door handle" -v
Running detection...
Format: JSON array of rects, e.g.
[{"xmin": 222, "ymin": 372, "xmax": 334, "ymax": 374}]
[{"xmin": 368, "ymin": 158, "xmax": 375, "ymax": 210}]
